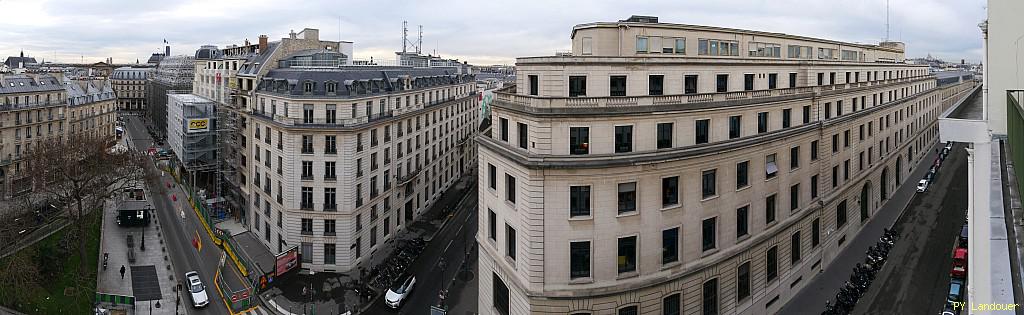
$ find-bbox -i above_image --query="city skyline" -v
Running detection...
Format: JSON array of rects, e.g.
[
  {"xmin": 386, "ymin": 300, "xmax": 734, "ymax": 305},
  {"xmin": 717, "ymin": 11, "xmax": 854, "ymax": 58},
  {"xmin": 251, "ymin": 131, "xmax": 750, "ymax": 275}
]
[{"xmin": 0, "ymin": 0, "xmax": 986, "ymax": 66}]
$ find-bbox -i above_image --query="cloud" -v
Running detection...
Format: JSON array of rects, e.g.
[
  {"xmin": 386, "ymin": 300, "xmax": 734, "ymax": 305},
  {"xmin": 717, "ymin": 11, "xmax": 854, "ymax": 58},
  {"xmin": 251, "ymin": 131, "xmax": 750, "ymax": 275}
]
[{"xmin": 0, "ymin": 0, "xmax": 986, "ymax": 65}]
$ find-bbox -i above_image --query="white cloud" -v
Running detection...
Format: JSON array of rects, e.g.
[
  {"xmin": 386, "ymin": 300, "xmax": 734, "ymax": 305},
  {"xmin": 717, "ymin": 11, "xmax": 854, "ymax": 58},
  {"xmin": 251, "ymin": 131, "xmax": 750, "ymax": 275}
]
[{"xmin": 0, "ymin": 0, "xmax": 986, "ymax": 65}]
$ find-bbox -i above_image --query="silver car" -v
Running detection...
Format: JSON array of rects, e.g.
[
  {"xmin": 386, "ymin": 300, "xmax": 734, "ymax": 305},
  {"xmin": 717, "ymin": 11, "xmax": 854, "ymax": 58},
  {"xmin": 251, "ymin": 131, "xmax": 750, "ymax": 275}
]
[{"xmin": 185, "ymin": 271, "xmax": 209, "ymax": 308}]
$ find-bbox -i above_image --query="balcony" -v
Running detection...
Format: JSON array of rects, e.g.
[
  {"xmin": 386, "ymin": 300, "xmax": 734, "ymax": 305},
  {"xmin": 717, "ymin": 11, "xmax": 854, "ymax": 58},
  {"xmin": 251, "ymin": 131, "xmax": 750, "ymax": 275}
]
[
  {"xmin": 301, "ymin": 175, "xmax": 313, "ymax": 181},
  {"xmin": 494, "ymin": 76, "xmax": 931, "ymax": 111},
  {"xmin": 324, "ymin": 203, "xmax": 337, "ymax": 211},
  {"xmin": 0, "ymin": 101, "xmax": 66, "ymax": 111},
  {"xmin": 397, "ymin": 167, "xmax": 421, "ymax": 186},
  {"xmin": 300, "ymin": 202, "xmax": 314, "ymax": 210},
  {"xmin": 250, "ymin": 110, "xmax": 395, "ymax": 128}
]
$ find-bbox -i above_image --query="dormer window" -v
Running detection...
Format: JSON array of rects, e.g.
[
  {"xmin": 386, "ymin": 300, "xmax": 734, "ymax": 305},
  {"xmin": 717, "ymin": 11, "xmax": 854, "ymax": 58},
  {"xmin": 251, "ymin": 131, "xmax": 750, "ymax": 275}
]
[
  {"xmin": 326, "ymin": 82, "xmax": 337, "ymax": 93},
  {"xmin": 303, "ymin": 81, "xmax": 314, "ymax": 93}
]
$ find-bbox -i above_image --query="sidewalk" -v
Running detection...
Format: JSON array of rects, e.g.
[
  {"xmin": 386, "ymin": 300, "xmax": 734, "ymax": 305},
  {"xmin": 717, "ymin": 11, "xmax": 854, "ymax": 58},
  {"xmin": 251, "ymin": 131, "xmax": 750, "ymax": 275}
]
[
  {"xmin": 779, "ymin": 142, "xmax": 945, "ymax": 314},
  {"xmin": 260, "ymin": 174, "xmax": 477, "ymax": 315}
]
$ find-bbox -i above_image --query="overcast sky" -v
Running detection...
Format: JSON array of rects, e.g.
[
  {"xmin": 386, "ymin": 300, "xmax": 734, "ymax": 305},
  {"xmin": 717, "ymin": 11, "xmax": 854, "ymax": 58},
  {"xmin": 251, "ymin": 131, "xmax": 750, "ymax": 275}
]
[{"xmin": 0, "ymin": 0, "xmax": 986, "ymax": 66}]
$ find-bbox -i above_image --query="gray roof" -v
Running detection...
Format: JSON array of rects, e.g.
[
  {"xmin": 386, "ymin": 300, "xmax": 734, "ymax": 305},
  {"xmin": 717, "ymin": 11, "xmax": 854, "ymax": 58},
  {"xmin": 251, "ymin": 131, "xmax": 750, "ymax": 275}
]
[
  {"xmin": 238, "ymin": 41, "xmax": 280, "ymax": 76},
  {"xmin": 4, "ymin": 56, "xmax": 39, "ymax": 68},
  {"xmin": 258, "ymin": 68, "xmax": 474, "ymax": 97},
  {"xmin": 112, "ymin": 67, "xmax": 150, "ymax": 80},
  {"xmin": 64, "ymin": 77, "xmax": 115, "ymax": 106},
  {"xmin": 0, "ymin": 74, "xmax": 63, "ymax": 95}
]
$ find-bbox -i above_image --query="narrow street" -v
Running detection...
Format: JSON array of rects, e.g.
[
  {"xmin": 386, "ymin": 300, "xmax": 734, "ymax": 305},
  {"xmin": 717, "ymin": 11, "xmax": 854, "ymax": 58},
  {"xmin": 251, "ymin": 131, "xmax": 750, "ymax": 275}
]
[
  {"xmin": 125, "ymin": 115, "xmax": 233, "ymax": 315},
  {"xmin": 854, "ymin": 144, "xmax": 968, "ymax": 314},
  {"xmin": 363, "ymin": 185, "xmax": 479, "ymax": 315}
]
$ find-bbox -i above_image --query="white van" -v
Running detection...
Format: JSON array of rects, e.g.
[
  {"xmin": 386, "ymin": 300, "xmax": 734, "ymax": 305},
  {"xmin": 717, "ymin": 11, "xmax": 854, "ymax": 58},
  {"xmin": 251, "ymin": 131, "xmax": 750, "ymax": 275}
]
[{"xmin": 916, "ymin": 180, "xmax": 929, "ymax": 193}]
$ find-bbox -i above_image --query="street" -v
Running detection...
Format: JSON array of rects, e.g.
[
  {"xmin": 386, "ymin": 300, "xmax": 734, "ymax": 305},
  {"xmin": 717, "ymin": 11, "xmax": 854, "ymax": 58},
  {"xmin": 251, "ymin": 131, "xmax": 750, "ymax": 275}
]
[
  {"xmin": 124, "ymin": 114, "xmax": 233, "ymax": 315},
  {"xmin": 363, "ymin": 185, "xmax": 479, "ymax": 315},
  {"xmin": 854, "ymin": 144, "xmax": 968, "ymax": 314}
]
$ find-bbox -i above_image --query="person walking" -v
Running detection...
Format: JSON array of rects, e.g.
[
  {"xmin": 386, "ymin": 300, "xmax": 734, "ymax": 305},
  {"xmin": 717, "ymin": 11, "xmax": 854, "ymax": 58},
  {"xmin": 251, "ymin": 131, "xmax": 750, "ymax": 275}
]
[{"xmin": 120, "ymin": 265, "xmax": 126, "ymax": 279}]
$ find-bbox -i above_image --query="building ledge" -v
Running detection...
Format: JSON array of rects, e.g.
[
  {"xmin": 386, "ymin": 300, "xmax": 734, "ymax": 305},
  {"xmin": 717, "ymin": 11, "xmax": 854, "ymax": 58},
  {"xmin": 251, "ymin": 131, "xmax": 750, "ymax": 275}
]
[{"xmin": 939, "ymin": 84, "xmax": 988, "ymax": 143}]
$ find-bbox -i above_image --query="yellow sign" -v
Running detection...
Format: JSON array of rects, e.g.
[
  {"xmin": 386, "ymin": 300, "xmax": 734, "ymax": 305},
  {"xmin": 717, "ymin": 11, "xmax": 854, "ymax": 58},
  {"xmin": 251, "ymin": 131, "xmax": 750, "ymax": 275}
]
[{"xmin": 188, "ymin": 119, "xmax": 209, "ymax": 132}]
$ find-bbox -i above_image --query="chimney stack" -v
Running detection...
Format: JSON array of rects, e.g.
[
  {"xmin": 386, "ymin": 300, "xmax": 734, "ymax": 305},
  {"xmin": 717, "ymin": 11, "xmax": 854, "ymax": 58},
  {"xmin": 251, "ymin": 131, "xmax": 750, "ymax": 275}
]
[{"xmin": 259, "ymin": 35, "xmax": 268, "ymax": 53}]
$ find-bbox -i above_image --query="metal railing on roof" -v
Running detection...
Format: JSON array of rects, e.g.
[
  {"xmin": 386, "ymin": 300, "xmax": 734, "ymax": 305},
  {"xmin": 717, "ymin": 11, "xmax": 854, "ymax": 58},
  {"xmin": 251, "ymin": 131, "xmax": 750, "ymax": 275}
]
[
  {"xmin": 250, "ymin": 110, "xmax": 395, "ymax": 128},
  {"xmin": 495, "ymin": 76, "xmax": 930, "ymax": 109}
]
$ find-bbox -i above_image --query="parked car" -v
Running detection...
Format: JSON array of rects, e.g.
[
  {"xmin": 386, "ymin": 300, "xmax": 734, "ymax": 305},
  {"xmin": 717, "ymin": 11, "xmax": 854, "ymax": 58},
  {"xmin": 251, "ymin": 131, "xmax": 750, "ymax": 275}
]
[
  {"xmin": 185, "ymin": 271, "xmax": 209, "ymax": 308},
  {"xmin": 934, "ymin": 157, "xmax": 943, "ymax": 168},
  {"xmin": 950, "ymin": 247, "xmax": 967, "ymax": 279},
  {"xmin": 917, "ymin": 180, "xmax": 929, "ymax": 193},
  {"xmin": 947, "ymin": 278, "xmax": 965, "ymax": 305},
  {"xmin": 384, "ymin": 274, "xmax": 417, "ymax": 308},
  {"xmin": 925, "ymin": 172, "xmax": 935, "ymax": 184},
  {"xmin": 941, "ymin": 302, "xmax": 958, "ymax": 315},
  {"xmin": 958, "ymin": 224, "xmax": 968, "ymax": 249},
  {"xmin": 945, "ymin": 142, "xmax": 954, "ymax": 151}
]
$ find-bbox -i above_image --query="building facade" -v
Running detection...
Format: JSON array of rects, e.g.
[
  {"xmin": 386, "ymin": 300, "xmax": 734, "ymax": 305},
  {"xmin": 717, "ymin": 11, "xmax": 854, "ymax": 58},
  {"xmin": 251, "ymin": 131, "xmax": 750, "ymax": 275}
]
[
  {"xmin": 238, "ymin": 29, "xmax": 478, "ymax": 272},
  {"xmin": 112, "ymin": 67, "xmax": 149, "ymax": 111},
  {"xmin": 478, "ymin": 16, "xmax": 978, "ymax": 315},
  {"xmin": 147, "ymin": 55, "xmax": 195, "ymax": 139}
]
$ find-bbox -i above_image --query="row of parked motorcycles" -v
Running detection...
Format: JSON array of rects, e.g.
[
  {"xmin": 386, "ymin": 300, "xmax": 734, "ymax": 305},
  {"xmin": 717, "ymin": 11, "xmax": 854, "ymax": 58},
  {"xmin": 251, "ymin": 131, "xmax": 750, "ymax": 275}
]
[
  {"xmin": 368, "ymin": 237, "xmax": 427, "ymax": 289},
  {"xmin": 822, "ymin": 228, "xmax": 899, "ymax": 315}
]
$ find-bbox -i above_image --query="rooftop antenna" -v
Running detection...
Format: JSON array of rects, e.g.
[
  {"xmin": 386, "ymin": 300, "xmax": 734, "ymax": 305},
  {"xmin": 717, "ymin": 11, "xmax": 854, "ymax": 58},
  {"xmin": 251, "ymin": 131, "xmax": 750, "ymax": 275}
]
[
  {"xmin": 417, "ymin": 25, "xmax": 423, "ymax": 55},
  {"xmin": 402, "ymin": 21, "xmax": 408, "ymax": 54},
  {"xmin": 884, "ymin": 0, "xmax": 890, "ymax": 42}
]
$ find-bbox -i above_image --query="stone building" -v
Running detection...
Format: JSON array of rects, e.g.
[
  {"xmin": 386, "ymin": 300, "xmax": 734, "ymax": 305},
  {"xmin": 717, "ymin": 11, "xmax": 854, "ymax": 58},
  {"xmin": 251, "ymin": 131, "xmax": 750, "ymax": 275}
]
[{"xmin": 111, "ymin": 67, "xmax": 149, "ymax": 111}]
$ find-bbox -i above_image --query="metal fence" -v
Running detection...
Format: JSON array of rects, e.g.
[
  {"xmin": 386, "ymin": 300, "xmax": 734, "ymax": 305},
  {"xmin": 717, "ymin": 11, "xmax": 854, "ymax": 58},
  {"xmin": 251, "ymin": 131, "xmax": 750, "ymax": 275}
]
[{"xmin": 1007, "ymin": 90, "xmax": 1024, "ymax": 198}]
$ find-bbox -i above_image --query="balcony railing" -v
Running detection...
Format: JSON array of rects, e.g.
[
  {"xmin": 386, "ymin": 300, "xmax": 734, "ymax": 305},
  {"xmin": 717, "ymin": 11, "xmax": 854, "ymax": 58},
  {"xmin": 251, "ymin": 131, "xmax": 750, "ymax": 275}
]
[
  {"xmin": 495, "ymin": 76, "xmax": 930, "ymax": 109},
  {"xmin": 250, "ymin": 110, "xmax": 395, "ymax": 128},
  {"xmin": 397, "ymin": 167, "xmax": 421, "ymax": 186},
  {"xmin": 324, "ymin": 203, "xmax": 337, "ymax": 211},
  {"xmin": 0, "ymin": 101, "xmax": 66, "ymax": 111},
  {"xmin": 300, "ymin": 202, "xmax": 314, "ymax": 210}
]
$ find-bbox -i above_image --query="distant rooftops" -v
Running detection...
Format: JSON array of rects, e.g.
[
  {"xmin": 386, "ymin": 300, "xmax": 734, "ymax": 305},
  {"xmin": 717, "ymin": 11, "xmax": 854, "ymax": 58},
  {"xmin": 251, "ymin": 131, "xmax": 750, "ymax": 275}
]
[{"xmin": 258, "ymin": 67, "xmax": 474, "ymax": 98}]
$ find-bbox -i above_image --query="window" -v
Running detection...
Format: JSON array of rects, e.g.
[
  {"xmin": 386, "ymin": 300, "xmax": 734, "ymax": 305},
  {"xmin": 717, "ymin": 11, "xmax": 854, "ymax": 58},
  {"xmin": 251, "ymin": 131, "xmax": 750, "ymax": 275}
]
[
  {"xmin": 825, "ymin": 102, "xmax": 832, "ymax": 119},
  {"xmin": 619, "ymin": 306, "xmax": 638, "ymax": 315},
  {"xmin": 716, "ymin": 74, "xmax": 728, "ymax": 92},
  {"xmin": 674, "ymin": 38, "xmax": 686, "ymax": 54},
  {"xmin": 765, "ymin": 194, "xmax": 777, "ymax": 224},
  {"xmin": 517, "ymin": 122, "xmax": 528, "ymax": 149},
  {"xmin": 757, "ymin": 112, "xmax": 768, "ymax": 133},
  {"xmin": 790, "ymin": 146, "xmax": 800, "ymax": 169},
  {"xmin": 324, "ymin": 188, "xmax": 337, "ymax": 210},
  {"xmin": 499, "ymin": 118, "xmax": 508, "ymax": 141},
  {"xmin": 301, "ymin": 218, "xmax": 313, "ymax": 235},
  {"xmin": 570, "ymin": 186, "xmax": 591, "ymax": 217},
  {"xmin": 702, "ymin": 217, "xmax": 717, "ymax": 251},
  {"xmin": 609, "ymin": 76, "xmax": 627, "ymax": 96},
  {"xmin": 832, "ymin": 165, "xmax": 839, "ymax": 188},
  {"xmin": 569, "ymin": 127, "xmax": 590, "ymax": 155},
  {"xmin": 728, "ymin": 115, "xmax": 741, "ymax": 139},
  {"xmin": 812, "ymin": 218, "xmax": 821, "ymax": 247},
  {"xmin": 790, "ymin": 184, "xmax": 800, "ymax": 211},
  {"xmin": 662, "ymin": 176, "xmax": 679, "ymax": 207},
  {"xmin": 568, "ymin": 76, "xmax": 587, "ymax": 97},
  {"xmin": 698, "ymin": 39, "xmax": 739, "ymax": 56},
  {"xmin": 844, "ymin": 130, "xmax": 850, "ymax": 147},
  {"xmin": 493, "ymin": 274, "xmax": 510, "ymax": 315},
  {"xmin": 736, "ymin": 206, "xmax": 749, "ymax": 238},
  {"xmin": 618, "ymin": 236, "xmax": 637, "ymax": 273},
  {"xmin": 811, "ymin": 175, "xmax": 819, "ymax": 199},
  {"xmin": 635, "ymin": 36, "xmax": 649, "ymax": 53},
  {"xmin": 703, "ymin": 278, "xmax": 718, "ymax": 315},
  {"xmin": 702, "ymin": 169, "xmax": 717, "ymax": 198},
  {"xmin": 570, "ymin": 241, "xmax": 590, "ymax": 279},
  {"xmin": 301, "ymin": 161, "xmax": 313, "ymax": 179},
  {"xmin": 488, "ymin": 164, "xmax": 497, "ymax": 190},
  {"xmin": 695, "ymin": 119, "xmax": 710, "ymax": 144},
  {"xmin": 506, "ymin": 224, "xmax": 516, "ymax": 260},
  {"xmin": 325, "ymin": 135, "xmax": 337, "ymax": 154},
  {"xmin": 684, "ymin": 75, "xmax": 698, "ymax": 94},
  {"xmin": 649, "ymin": 75, "xmax": 664, "ymax": 95},
  {"xmin": 789, "ymin": 73, "xmax": 798, "ymax": 88},
  {"xmin": 765, "ymin": 154, "xmax": 778, "ymax": 179},
  {"xmin": 301, "ymin": 135, "xmax": 313, "ymax": 153},
  {"xmin": 769, "ymin": 73, "xmax": 778, "ymax": 89},
  {"xmin": 737, "ymin": 262, "xmax": 751, "ymax": 301},
  {"xmin": 618, "ymin": 182, "xmax": 637, "ymax": 214},
  {"xmin": 581, "ymin": 36, "xmax": 593, "ymax": 55},
  {"xmin": 657, "ymin": 122, "xmax": 673, "ymax": 149},
  {"xmin": 300, "ymin": 187, "xmax": 313, "ymax": 210},
  {"xmin": 528, "ymin": 75, "xmax": 539, "ymax": 96},
  {"xmin": 301, "ymin": 242, "xmax": 312, "ymax": 263},
  {"xmin": 505, "ymin": 174, "xmax": 516, "ymax": 204},
  {"xmin": 837, "ymin": 200, "xmax": 848, "ymax": 227},
  {"xmin": 664, "ymin": 293, "xmax": 682, "ymax": 315},
  {"xmin": 324, "ymin": 243, "xmax": 336, "ymax": 265},
  {"xmin": 663, "ymin": 227, "xmax": 679, "ymax": 264},
  {"xmin": 736, "ymin": 161, "xmax": 749, "ymax": 189},
  {"xmin": 811, "ymin": 140, "xmax": 819, "ymax": 160},
  {"xmin": 324, "ymin": 219, "xmax": 336, "ymax": 235},
  {"xmin": 488, "ymin": 209, "xmax": 497, "ymax": 241},
  {"xmin": 766, "ymin": 246, "xmax": 778, "ymax": 282},
  {"xmin": 615, "ymin": 125, "xmax": 633, "ymax": 153},
  {"xmin": 802, "ymin": 105, "xmax": 811, "ymax": 124},
  {"xmin": 743, "ymin": 74, "xmax": 754, "ymax": 91},
  {"xmin": 791, "ymin": 231, "xmax": 802, "ymax": 263},
  {"xmin": 787, "ymin": 45, "xmax": 813, "ymax": 59}
]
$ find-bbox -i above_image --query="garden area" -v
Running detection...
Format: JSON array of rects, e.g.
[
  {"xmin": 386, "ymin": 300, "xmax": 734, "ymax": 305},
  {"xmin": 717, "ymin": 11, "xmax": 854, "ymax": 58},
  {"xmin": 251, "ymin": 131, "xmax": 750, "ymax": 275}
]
[{"xmin": 0, "ymin": 210, "xmax": 102, "ymax": 314}]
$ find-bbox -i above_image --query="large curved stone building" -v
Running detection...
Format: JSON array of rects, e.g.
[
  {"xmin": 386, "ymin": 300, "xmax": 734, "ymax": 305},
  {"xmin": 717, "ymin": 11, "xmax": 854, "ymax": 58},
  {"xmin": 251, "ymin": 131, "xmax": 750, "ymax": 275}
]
[{"xmin": 477, "ymin": 16, "xmax": 977, "ymax": 315}]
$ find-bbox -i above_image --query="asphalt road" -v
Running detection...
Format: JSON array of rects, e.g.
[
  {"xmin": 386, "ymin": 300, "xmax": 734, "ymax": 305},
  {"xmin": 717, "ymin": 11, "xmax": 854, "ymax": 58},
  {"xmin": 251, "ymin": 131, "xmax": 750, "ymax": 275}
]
[
  {"xmin": 854, "ymin": 144, "xmax": 968, "ymax": 314},
  {"xmin": 364, "ymin": 185, "xmax": 479, "ymax": 315},
  {"xmin": 125, "ymin": 115, "xmax": 231, "ymax": 315}
]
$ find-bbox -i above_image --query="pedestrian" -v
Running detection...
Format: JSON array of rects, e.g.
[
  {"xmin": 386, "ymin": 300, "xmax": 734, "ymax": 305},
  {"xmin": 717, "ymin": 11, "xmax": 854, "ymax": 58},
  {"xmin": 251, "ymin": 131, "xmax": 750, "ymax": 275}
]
[{"xmin": 120, "ymin": 265, "xmax": 126, "ymax": 279}]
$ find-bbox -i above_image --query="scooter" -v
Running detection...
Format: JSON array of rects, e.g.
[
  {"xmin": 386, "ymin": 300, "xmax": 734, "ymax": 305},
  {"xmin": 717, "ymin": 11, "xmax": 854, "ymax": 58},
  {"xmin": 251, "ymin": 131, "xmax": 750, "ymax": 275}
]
[{"xmin": 102, "ymin": 252, "xmax": 109, "ymax": 270}]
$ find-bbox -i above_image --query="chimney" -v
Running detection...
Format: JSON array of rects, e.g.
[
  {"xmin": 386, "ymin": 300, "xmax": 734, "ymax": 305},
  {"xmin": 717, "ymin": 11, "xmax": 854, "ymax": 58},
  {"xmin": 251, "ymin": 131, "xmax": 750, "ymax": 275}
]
[
  {"xmin": 165, "ymin": 45, "xmax": 170, "ymax": 57},
  {"xmin": 259, "ymin": 35, "xmax": 268, "ymax": 53},
  {"xmin": 289, "ymin": 30, "xmax": 297, "ymax": 39}
]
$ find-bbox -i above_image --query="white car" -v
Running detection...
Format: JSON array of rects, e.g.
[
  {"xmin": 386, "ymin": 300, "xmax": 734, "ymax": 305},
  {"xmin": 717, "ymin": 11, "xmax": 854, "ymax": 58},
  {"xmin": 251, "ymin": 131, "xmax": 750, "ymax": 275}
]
[
  {"xmin": 916, "ymin": 180, "xmax": 929, "ymax": 193},
  {"xmin": 384, "ymin": 274, "xmax": 416, "ymax": 308},
  {"xmin": 185, "ymin": 271, "xmax": 209, "ymax": 308}
]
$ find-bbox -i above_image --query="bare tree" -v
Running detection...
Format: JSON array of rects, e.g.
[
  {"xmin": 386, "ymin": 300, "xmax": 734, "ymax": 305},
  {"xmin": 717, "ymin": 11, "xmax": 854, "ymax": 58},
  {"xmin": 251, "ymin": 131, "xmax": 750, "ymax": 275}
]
[{"xmin": 23, "ymin": 133, "xmax": 145, "ymax": 272}]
